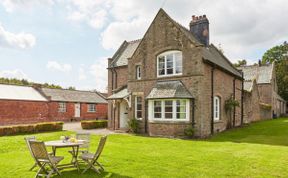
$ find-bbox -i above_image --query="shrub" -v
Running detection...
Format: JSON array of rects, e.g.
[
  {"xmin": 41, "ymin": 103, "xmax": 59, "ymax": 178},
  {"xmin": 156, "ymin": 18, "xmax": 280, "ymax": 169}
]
[
  {"xmin": 81, "ymin": 120, "xmax": 108, "ymax": 129},
  {"xmin": 128, "ymin": 118, "xmax": 139, "ymax": 133},
  {"xmin": 184, "ymin": 126, "xmax": 194, "ymax": 138},
  {"xmin": 0, "ymin": 122, "xmax": 63, "ymax": 136}
]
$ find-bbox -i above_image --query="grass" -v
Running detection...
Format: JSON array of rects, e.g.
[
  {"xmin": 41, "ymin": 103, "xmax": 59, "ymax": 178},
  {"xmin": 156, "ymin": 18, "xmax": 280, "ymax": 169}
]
[{"xmin": 0, "ymin": 118, "xmax": 288, "ymax": 178}]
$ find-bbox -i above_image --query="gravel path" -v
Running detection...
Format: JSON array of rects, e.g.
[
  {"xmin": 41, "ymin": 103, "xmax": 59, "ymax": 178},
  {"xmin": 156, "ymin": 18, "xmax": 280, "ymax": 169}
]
[{"xmin": 63, "ymin": 122, "xmax": 115, "ymax": 135}]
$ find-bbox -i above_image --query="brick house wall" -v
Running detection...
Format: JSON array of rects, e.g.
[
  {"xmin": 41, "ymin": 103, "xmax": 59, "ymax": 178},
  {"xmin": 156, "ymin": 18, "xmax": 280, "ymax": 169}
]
[
  {"xmin": 81, "ymin": 103, "xmax": 108, "ymax": 120},
  {"xmin": 0, "ymin": 100, "xmax": 50, "ymax": 125},
  {"xmin": 125, "ymin": 10, "xmax": 243, "ymax": 137},
  {"xmin": 243, "ymin": 82, "xmax": 261, "ymax": 123}
]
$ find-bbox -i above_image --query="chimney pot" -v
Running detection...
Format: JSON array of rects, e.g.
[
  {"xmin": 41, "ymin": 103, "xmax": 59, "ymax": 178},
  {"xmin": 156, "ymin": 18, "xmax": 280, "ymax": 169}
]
[{"xmin": 189, "ymin": 14, "xmax": 210, "ymax": 46}]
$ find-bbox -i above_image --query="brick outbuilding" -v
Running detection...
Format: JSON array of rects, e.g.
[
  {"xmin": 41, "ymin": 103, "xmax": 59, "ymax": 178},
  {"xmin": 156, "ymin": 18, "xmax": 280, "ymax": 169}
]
[{"xmin": 0, "ymin": 84, "xmax": 108, "ymax": 126}]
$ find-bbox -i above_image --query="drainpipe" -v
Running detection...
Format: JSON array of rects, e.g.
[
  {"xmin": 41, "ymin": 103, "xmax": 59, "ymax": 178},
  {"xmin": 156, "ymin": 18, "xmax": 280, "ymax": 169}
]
[
  {"xmin": 211, "ymin": 66, "xmax": 215, "ymax": 135},
  {"xmin": 145, "ymin": 100, "xmax": 148, "ymax": 133},
  {"xmin": 241, "ymin": 72, "xmax": 244, "ymax": 125},
  {"xmin": 233, "ymin": 78, "xmax": 236, "ymax": 127},
  {"xmin": 191, "ymin": 99, "xmax": 195, "ymax": 128}
]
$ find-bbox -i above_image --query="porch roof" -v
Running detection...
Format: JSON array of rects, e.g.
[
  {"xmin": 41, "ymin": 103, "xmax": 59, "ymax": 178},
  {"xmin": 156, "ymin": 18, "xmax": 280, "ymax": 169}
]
[
  {"xmin": 146, "ymin": 81, "xmax": 193, "ymax": 99},
  {"xmin": 107, "ymin": 88, "xmax": 129, "ymax": 100}
]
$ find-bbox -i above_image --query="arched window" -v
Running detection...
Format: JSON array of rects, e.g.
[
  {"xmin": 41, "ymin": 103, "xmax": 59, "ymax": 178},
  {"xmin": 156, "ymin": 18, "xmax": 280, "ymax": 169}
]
[
  {"xmin": 214, "ymin": 96, "xmax": 220, "ymax": 121},
  {"xmin": 157, "ymin": 51, "xmax": 182, "ymax": 77}
]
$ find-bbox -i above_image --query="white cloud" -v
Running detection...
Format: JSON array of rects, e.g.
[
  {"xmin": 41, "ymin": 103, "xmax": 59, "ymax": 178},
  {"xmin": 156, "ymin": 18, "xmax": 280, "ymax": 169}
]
[
  {"xmin": 0, "ymin": 0, "xmax": 54, "ymax": 12},
  {"xmin": 78, "ymin": 66, "xmax": 87, "ymax": 80},
  {"xmin": 88, "ymin": 57, "xmax": 108, "ymax": 92},
  {"xmin": 46, "ymin": 61, "xmax": 72, "ymax": 73},
  {"xmin": 0, "ymin": 69, "xmax": 29, "ymax": 80},
  {"xmin": 66, "ymin": 0, "xmax": 109, "ymax": 29},
  {"xmin": 0, "ymin": 23, "xmax": 36, "ymax": 49}
]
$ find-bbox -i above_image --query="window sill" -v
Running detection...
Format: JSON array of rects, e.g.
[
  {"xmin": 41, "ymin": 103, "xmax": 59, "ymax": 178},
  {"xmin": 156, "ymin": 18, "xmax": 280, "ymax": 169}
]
[
  {"xmin": 149, "ymin": 120, "xmax": 190, "ymax": 124},
  {"xmin": 157, "ymin": 73, "xmax": 182, "ymax": 78},
  {"xmin": 136, "ymin": 118, "xmax": 142, "ymax": 121},
  {"xmin": 87, "ymin": 111, "xmax": 96, "ymax": 113},
  {"xmin": 213, "ymin": 120, "xmax": 223, "ymax": 124}
]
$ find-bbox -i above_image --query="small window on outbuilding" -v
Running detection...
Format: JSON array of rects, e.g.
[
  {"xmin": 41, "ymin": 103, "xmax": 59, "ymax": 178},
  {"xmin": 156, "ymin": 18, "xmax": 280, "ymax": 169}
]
[
  {"xmin": 87, "ymin": 104, "xmax": 96, "ymax": 112},
  {"xmin": 58, "ymin": 102, "xmax": 66, "ymax": 112}
]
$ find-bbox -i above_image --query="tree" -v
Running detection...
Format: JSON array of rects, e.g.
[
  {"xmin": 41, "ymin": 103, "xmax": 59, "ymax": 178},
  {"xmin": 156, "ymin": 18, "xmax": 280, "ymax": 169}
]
[
  {"xmin": 261, "ymin": 41, "xmax": 288, "ymax": 101},
  {"xmin": 67, "ymin": 86, "xmax": 76, "ymax": 90},
  {"xmin": 233, "ymin": 59, "xmax": 247, "ymax": 67}
]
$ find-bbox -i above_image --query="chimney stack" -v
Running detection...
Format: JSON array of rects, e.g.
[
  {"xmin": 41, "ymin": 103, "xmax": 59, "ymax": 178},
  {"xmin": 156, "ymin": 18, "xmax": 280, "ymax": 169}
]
[{"xmin": 189, "ymin": 14, "xmax": 209, "ymax": 46}]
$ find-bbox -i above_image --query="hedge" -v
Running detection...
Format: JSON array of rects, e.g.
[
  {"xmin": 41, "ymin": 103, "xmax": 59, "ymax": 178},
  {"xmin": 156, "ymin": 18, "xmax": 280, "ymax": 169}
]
[
  {"xmin": 0, "ymin": 122, "xmax": 63, "ymax": 136},
  {"xmin": 81, "ymin": 120, "xmax": 108, "ymax": 129}
]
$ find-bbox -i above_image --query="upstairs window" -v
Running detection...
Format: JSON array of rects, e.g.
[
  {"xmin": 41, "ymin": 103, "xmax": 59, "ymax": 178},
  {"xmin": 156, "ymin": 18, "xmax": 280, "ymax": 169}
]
[
  {"xmin": 136, "ymin": 65, "xmax": 141, "ymax": 80},
  {"xmin": 58, "ymin": 102, "xmax": 66, "ymax": 112},
  {"xmin": 157, "ymin": 51, "xmax": 182, "ymax": 77},
  {"xmin": 87, "ymin": 104, "xmax": 96, "ymax": 112}
]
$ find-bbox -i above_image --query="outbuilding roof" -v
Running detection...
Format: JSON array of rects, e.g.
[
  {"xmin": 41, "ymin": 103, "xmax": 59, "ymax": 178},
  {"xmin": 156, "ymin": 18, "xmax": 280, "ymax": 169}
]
[
  {"xmin": 0, "ymin": 84, "xmax": 48, "ymax": 101},
  {"xmin": 40, "ymin": 88, "xmax": 107, "ymax": 104},
  {"xmin": 237, "ymin": 64, "xmax": 274, "ymax": 84},
  {"xmin": 146, "ymin": 81, "xmax": 193, "ymax": 99},
  {"xmin": 107, "ymin": 88, "xmax": 129, "ymax": 100}
]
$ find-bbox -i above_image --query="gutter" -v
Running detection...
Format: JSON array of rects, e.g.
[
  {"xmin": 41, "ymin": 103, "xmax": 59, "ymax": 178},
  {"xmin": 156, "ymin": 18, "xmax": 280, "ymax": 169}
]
[
  {"xmin": 233, "ymin": 78, "xmax": 236, "ymax": 127},
  {"xmin": 241, "ymin": 72, "xmax": 244, "ymax": 125}
]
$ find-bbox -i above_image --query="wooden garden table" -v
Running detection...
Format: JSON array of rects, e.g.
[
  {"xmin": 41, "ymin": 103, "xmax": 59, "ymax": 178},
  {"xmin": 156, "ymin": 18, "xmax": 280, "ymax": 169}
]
[{"xmin": 45, "ymin": 140, "xmax": 86, "ymax": 171}]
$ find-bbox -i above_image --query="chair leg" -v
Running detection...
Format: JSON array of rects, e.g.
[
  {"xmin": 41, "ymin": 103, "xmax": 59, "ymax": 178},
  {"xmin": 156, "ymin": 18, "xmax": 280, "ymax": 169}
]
[
  {"xmin": 91, "ymin": 165, "xmax": 101, "ymax": 174},
  {"xmin": 29, "ymin": 162, "xmax": 37, "ymax": 171},
  {"xmin": 82, "ymin": 160, "xmax": 93, "ymax": 174},
  {"xmin": 95, "ymin": 161, "xmax": 104, "ymax": 171}
]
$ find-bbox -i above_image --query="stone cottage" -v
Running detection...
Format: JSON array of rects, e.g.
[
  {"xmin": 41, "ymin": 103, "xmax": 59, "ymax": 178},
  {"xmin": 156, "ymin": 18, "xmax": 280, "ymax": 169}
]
[
  {"xmin": 238, "ymin": 63, "xmax": 286, "ymax": 120},
  {"xmin": 107, "ymin": 9, "xmax": 244, "ymax": 137}
]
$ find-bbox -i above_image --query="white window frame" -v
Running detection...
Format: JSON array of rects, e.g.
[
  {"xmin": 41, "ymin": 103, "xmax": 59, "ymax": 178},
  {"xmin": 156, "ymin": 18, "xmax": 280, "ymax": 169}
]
[
  {"xmin": 87, "ymin": 104, "xmax": 96, "ymax": 113},
  {"xmin": 214, "ymin": 96, "xmax": 220, "ymax": 121},
  {"xmin": 135, "ymin": 96, "xmax": 142, "ymax": 120},
  {"xmin": 157, "ymin": 50, "xmax": 183, "ymax": 77},
  {"xmin": 136, "ymin": 65, "xmax": 141, "ymax": 80},
  {"xmin": 148, "ymin": 99, "xmax": 189, "ymax": 121},
  {"xmin": 58, "ymin": 102, "xmax": 66, "ymax": 112}
]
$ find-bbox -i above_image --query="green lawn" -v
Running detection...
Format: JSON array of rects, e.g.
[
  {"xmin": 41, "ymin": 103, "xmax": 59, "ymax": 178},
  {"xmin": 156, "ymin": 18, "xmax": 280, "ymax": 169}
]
[{"xmin": 1, "ymin": 118, "xmax": 288, "ymax": 178}]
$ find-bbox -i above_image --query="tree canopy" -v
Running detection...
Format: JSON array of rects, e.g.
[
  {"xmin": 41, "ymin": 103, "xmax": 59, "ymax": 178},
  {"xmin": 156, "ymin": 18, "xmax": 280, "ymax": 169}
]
[
  {"xmin": 0, "ymin": 77, "xmax": 76, "ymax": 90},
  {"xmin": 233, "ymin": 59, "xmax": 247, "ymax": 67},
  {"xmin": 261, "ymin": 41, "xmax": 288, "ymax": 101}
]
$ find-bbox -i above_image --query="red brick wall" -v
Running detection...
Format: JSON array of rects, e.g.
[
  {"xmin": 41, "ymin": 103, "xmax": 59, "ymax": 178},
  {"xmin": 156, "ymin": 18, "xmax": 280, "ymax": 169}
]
[
  {"xmin": 0, "ymin": 100, "xmax": 50, "ymax": 126},
  {"xmin": 48, "ymin": 102, "xmax": 75, "ymax": 122},
  {"xmin": 81, "ymin": 103, "xmax": 108, "ymax": 120}
]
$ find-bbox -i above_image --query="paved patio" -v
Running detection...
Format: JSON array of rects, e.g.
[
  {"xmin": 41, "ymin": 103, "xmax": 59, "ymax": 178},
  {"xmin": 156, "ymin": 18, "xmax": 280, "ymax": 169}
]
[{"xmin": 63, "ymin": 122, "xmax": 115, "ymax": 135}]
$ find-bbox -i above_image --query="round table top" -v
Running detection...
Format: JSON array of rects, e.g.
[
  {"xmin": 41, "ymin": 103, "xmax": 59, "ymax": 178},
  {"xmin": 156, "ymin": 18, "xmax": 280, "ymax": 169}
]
[{"xmin": 45, "ymin": 140, "xmax": 85, "ymax": 147}]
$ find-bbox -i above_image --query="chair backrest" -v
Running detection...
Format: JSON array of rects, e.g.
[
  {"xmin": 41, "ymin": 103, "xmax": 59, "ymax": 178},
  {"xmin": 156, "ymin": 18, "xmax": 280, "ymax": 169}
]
[
  {"xmin": 76, "ymin": 133, "xmax": 90, "ymax": 149},
  {"xmin": 29, "ymin": 141, "xmax": 50, "ymax": 162},
  {"xmin": 24, "ymin": 136, "xmax": 36, "ymax": 157},
  {"xmin": 94, "ymin": 135, "xmax": 107, "ymax": 160}
]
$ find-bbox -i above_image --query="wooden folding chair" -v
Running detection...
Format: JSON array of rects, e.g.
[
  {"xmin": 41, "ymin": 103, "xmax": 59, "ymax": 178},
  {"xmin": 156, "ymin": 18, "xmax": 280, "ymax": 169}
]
[
  {"xmin": 29, "ymin": 140, "xmax": 64, "ymax": 178},
  {"xmin": 80, "ymin": 135, "xmax": 107, "ymax": 174},
  {"xmin": 24, "ymin": 136, "xmax": 38, "ymax": 171},
  {"xmin": 69, "ymin": 133, "xmax": 91, "ymax": 163}
]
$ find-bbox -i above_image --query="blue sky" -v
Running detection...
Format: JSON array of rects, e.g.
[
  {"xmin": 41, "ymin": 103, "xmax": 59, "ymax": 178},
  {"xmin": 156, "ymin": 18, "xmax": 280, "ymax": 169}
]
[{"xmin": 0, "ymin": 0, "xmax": 287, "ymax": 92}]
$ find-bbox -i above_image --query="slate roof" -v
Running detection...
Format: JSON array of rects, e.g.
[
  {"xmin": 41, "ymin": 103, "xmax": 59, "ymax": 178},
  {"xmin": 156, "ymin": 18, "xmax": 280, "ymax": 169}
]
[
  {"xmin": 203, "ymin": 44, "xmax": 242, "ymax": 78},
  {"xmin": 107, "ymin": 88, "xmax": 129, "ymax": 100},
  {"xmin": 146, "ymin": 81, "xmax": 193, "ymax": 99},
  {"xmin": 237, "ymin": 64, "xmax": 274, "ymax": 84},
  {"xmin": 40, "ymin": 88, "xmax": 107, "ymax": 104},
  {"xmin": 109, "ymin": 39, "xmax": 141, "ymax": 68},
  {"xmin": 0, "ymin": 84, "xmax": 47, "ymax": 101},
  {"xmin": 109, "ymin": 9, "xmax": 242, "ymax": 78}
]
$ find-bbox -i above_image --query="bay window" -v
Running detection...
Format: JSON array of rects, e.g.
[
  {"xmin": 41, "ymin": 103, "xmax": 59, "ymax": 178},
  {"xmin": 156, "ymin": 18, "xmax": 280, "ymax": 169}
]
[
  {"xmin": 149, "ymin": 99, "xmax": 189, "ymax": 121},
  {"xmin": 157, "ymin": 51, "xmax": 182, "ymax": 77}
]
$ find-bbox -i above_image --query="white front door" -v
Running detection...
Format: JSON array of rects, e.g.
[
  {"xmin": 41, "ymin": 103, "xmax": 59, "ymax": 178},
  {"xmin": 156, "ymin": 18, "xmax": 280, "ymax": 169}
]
[
  {"xmin": 75, "ymin": 103, "xmax": 81, "ymax": 117},
  {"xmin": 119, "ymin": 100, "xmax": 129, "ymax": 129}
]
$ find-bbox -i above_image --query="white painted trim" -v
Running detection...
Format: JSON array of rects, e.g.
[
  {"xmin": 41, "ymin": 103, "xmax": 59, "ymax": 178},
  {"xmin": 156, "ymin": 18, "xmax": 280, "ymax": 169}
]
[
  {"xmin": 148, "ymin": 99, "xmax": 190, "ymax": 121},
  {"xmin": 156, "ymin": 50, "xmax": 183, "ymax": 78}
]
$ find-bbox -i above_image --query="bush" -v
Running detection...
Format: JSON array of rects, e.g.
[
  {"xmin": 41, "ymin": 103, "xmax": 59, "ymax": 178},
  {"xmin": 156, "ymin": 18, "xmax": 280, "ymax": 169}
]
[
  {"xmin": 128, "ymin": 118, "xmax": 139, "ymax": 133},
  {"xmin": 0, "ymin": 122, "xmax": 64, "ymax": 136},
  {"xmin": 184, "ymin": 126, "xmax": 194, "ymax": 138},
  {"xmin": 81, "ymin": 120, "xmax": 108, "ymax": 129}
]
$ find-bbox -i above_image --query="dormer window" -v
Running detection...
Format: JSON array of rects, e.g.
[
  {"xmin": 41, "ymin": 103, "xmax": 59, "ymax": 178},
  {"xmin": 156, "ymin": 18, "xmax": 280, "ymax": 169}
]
[
  {"xmin": 136, "ymin": 65, "xmax": 141, "ymax": 80},
  {"xmin": 157, "ymin": 51, "xmax": 182, "ymax": 77}
]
